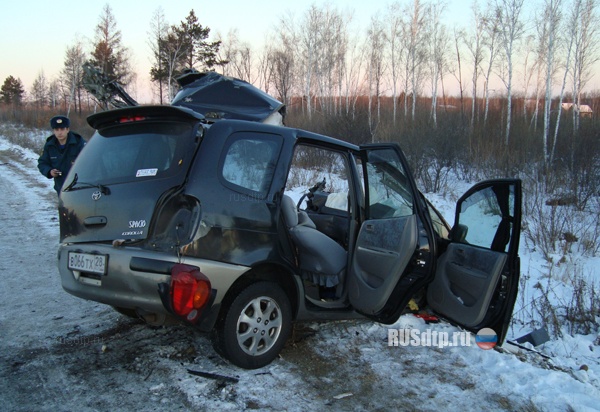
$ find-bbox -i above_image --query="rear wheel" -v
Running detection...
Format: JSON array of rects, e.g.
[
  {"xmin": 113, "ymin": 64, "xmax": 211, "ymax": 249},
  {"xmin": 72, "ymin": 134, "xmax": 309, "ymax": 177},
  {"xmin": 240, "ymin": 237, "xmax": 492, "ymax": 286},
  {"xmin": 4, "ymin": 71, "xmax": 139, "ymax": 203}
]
[{"xmin": 214, "ymin": 281, "xmax": 292, "ymax": 369}]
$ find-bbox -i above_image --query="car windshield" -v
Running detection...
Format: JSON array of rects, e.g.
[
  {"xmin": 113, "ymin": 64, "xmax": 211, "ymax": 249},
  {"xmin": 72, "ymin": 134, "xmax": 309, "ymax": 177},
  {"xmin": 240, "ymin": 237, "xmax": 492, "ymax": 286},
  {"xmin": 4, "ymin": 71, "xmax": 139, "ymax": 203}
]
[{"xmin": 69, "ymin": 121, "xmax": 195, "ymax": 186}]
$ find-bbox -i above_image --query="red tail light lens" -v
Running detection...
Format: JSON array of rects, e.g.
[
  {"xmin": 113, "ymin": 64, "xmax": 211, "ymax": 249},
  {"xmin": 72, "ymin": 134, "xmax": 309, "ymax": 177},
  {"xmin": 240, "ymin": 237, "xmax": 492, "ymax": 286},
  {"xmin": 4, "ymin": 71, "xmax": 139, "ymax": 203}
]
[
  {"xmin": 119, "ymin": 115, "xmax": 146, "ymax": 123},
  {"xmin": 170, "ymin": 264, "xmax": 211, "ymax": 322}
]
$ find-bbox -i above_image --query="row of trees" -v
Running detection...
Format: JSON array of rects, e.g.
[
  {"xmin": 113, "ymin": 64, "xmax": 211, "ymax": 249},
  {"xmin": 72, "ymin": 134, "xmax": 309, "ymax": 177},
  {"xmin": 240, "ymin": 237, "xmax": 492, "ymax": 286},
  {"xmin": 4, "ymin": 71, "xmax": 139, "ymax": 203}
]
[
  {"xmin": 2, "ymin": 5, "xmax": 227, "ymax": 111},
  {"xmin": 253, "ymin": 0, "xmax": 598, "ymax": 166},
  {"xmin": 4, "ymin": 1, "xmax": 598, "ymax": 126},
  {"xmin": 1, "ymin": 1, "xmax": 598, "ymax": 181},
  {"xmin": 1, "ymin": 4, "xmax": 131, "ymax": 114}
]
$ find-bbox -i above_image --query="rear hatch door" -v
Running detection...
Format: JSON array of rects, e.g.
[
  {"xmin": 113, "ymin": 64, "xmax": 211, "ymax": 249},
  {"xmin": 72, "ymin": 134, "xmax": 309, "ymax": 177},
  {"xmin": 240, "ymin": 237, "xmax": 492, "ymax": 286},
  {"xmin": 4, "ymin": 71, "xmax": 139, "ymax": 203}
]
[{"xmin": 59, "ymin": 106, "xmax": 203, "ymax": 243}]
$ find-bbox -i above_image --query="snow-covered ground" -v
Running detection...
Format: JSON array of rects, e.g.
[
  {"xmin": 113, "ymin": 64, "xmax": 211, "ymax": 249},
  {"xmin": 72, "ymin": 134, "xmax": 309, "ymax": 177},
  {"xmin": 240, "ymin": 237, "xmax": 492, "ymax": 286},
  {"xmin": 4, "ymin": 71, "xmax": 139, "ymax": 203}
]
[{"xmin": 0, "ymin": 128, "xmax": 599, "ymax": 411}]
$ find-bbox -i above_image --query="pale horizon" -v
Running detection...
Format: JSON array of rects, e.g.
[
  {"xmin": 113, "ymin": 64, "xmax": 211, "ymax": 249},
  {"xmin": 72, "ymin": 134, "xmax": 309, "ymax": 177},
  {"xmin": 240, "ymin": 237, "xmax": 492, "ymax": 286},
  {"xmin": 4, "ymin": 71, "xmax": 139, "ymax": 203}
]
[{"xmin": 1, "ymin": 0, "xmax": 597, "ymax": 104}]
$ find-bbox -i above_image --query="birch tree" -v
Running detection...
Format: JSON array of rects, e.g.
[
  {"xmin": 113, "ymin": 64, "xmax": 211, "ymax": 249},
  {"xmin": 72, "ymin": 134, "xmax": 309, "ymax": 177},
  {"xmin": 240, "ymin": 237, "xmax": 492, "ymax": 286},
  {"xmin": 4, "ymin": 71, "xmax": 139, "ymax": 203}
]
[
  {"xmin": 405, "ymin": 0, "xmax": 427, "ymax": 120},
  {"xmin": 452, "ymin": 28, "xmax": 467, "ymax": 120},
  {"xmin": 366, "ymin": 15, "xmax": 386, "ymax": 140},
  {"xmin": 465, "ymin": 0, "xmax": 486, "ymax": 128},
  {"xmin": 342, "ymin": 30, "xmax": 366, "ymax": 118},
  {"xmin": 159, "ymin": 29, "xmax": 188, "ymax": 101},
  {"xmin": 386, "ymin": 2, "xmax": 407, "ymax": 126},
  {"xmin": 551, "ymin": 0, "xmax": 579, "ymax": 164},
  {"xmin": 538, "ymin": 0, "xmax": 563, "ymax": 167},
  {"xmin": 297, "ymin": 6, "xmax": 321, "ymax": 118},
  {"xmin": 495, "ymin": 0, "xmax": 525, "ymax": 146},
  {"xmin": 426, "ymin": 0, "xmax": 449, "ymax": 128},
  {"xmin": 481, "ymin": 5, "xmax": 501, "ymax": 126},
  {"xmin": 571, "ymin": 0, "xmax": 599, "ymax": 134}
]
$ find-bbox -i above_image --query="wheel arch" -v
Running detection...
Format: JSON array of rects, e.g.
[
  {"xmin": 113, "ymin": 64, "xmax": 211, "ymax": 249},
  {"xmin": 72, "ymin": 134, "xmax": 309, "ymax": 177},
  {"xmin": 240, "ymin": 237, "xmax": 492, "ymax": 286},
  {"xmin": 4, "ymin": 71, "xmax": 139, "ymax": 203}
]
[{"xmin": 215, "ymin": 262, "xmax": 299, "ymax": 325}]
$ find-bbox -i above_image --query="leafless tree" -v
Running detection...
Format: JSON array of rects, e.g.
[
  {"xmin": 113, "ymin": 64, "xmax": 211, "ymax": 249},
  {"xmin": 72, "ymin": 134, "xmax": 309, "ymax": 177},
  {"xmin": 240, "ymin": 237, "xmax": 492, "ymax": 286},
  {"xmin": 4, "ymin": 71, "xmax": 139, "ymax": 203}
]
[
  {"xmin": 571, "ymin": 0, "xmax": 599, "ymax": 133},
  {"xmin": 30, "ymin": 71, "xmax": 48, "ymax": 109},
  {"xmin": 465, "ymin": 0, "xmax": 486, "ymax": 128},
  {"xmin": 521, "ymin": 33, "xmax": 541, "ymax": 127},
  {"xmin": 481, "ymin": 4, "xmax": 501, "ymax": 126},
  {"xmin": 405, "ymin": 0, "xmax": 428, "ymax": 120},
  {"xmin": 62, "ymin": 41, "xmax": 86, "ymax": 114},
  {"xmin": 365, "ymin": 15, "xmax": 387, "ymax": 140},
  {"xmin": 256, "ymin": 43, "xmax": 274, "ymax": 94},
  {"xmin": 271, "ymin": 48, "xmax": 295, "ymax": 107},
  {"xmin": 551, "ymin": 0, "xmax": 579, "ymax": 165},
  {"xmin": 426, "ymin": 0, "xmax": 450, "ymax": 127},
  {"xmin": 48, "ymin": 79, "xmax": 61, "ymax": 109},
  {"xmin": 537, "ymin": 0, "xmax": 563, "ymax": 167},
  {"xmin": 269, "ymin": 16, "xmax": 299, "ymax": 108},
  {"xmin": 452, "ymin": 28, "xmax": 467, "ymax": 120},
  {"xmin": 495, "ymin": 0, "xmax": 526, "ymax": 146},
  {"xmin": 216, "ymin": 29, "xmax": 254, "ymax": 82},
  {"xmin": 296, "ymin": 6, "xmax": 321, "ymax": 118},
  {"xmin": 385, "ymin": 2, "xmax": 407, "ymax": 126},
  {"xmin": 342, "ymin": 29, "xmax": 366, "ymax": 118},
  {"xmin": 285, "ymin": 5, "xmax": 351, "ymax": 118}
]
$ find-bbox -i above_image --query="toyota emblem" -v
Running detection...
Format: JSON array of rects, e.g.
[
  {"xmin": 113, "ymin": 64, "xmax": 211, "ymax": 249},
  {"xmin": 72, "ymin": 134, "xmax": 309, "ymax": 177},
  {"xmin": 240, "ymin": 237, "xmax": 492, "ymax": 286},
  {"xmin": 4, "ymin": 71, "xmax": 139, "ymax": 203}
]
[{"xmin": 92, "ymin": 191, "xmax": 102, "ymax": 201}]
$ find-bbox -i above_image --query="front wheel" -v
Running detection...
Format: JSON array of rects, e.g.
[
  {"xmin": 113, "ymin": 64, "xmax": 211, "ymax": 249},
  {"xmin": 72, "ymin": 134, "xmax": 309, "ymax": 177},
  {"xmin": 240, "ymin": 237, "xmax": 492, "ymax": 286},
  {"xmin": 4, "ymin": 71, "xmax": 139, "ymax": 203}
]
[{"xmin": 214, "ymin": 281, "xmax": 292, "ymax": 369}]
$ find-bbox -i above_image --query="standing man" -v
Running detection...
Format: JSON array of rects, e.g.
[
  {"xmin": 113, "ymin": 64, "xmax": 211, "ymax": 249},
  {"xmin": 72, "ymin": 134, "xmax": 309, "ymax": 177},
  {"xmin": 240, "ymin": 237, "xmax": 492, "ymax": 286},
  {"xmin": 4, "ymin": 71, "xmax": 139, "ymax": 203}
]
[{"xmin": 37, "ymin": 115, "xmax": 86, "ymax": 195}]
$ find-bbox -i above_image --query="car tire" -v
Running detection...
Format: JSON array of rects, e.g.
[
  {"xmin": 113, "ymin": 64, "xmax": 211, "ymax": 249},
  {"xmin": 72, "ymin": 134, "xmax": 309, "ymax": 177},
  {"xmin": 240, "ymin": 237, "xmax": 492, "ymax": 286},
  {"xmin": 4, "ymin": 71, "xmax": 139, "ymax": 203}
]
[{"xmin": 214, "ymin": 281, "xmax": 292, "ymax": 369}]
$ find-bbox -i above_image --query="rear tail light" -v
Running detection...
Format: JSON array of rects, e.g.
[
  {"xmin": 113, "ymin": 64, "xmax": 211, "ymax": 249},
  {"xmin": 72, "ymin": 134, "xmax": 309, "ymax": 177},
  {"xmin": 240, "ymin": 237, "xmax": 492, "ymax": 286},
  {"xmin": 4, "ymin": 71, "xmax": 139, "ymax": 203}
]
[
  {"xmin": 170, "ymin": 264, "xmax": 211, "ymax": 323},
  {"xmin": 119, "ymin": 115, "xmax": 146, "ymax": 123}
]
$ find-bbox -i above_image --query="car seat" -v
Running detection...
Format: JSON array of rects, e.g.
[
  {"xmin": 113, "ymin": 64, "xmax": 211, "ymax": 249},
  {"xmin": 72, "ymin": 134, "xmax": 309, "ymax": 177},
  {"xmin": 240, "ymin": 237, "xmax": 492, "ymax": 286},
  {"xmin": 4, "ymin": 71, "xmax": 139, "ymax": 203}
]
[{"xmin": 281, "ymin": 195, "xmax": 346, "ymax": 288}]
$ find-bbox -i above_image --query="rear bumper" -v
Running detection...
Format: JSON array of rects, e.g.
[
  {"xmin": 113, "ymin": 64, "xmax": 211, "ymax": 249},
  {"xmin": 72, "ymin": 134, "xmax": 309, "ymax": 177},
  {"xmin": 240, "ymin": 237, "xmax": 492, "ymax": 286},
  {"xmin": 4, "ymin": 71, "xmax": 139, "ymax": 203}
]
[{"xmin": 57, "ymin": 243, "xmax": 249, "ymax": 329}]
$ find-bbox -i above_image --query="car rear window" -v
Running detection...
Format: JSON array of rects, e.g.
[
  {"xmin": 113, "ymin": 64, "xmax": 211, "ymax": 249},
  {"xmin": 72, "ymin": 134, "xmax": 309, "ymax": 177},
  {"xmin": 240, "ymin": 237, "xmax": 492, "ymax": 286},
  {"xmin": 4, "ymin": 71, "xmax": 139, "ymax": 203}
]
[{"xmin": 71, "ymin": 121, "xmax": 195, "ymax": 184}]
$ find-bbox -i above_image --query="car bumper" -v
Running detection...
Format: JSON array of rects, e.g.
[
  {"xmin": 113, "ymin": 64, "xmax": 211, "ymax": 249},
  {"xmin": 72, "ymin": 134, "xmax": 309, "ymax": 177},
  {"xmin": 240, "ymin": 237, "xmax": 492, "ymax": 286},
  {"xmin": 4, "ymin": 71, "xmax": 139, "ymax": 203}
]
[{"xmin": 57, "ymin": 243, "xmax": 249, "ymax": 327}]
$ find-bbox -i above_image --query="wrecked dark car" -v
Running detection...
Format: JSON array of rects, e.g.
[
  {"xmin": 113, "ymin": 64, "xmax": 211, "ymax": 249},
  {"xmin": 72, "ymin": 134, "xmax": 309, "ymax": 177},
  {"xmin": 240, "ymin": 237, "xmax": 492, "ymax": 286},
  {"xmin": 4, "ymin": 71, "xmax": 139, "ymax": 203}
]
[{"xmin": 57, "ymin": 72, "xmax": 522, "ymax": 369}]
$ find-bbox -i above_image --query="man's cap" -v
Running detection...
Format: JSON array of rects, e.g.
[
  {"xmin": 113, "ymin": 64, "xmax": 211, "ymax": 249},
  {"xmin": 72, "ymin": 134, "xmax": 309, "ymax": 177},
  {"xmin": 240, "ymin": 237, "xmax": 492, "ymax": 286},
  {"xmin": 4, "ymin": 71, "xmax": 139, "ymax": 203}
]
[{"xmin": 50, "ymin": 115, "xmax": 70, "ymax": 129}]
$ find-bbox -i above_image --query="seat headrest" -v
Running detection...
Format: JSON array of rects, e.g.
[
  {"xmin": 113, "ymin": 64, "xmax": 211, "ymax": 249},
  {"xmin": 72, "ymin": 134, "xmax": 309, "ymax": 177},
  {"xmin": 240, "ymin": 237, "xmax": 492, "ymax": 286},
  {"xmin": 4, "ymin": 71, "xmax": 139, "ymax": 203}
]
[{"xmin": 282, "ymin": 195, "xmax": 298, "ymax": 228}]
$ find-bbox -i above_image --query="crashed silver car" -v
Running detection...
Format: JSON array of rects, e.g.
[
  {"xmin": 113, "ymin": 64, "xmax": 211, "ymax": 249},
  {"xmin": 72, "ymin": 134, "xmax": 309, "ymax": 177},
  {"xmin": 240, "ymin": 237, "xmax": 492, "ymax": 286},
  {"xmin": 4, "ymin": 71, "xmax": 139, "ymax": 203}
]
[{"xmin": 58, "ymin": 72, "xmax": 522, "ymax": 369}]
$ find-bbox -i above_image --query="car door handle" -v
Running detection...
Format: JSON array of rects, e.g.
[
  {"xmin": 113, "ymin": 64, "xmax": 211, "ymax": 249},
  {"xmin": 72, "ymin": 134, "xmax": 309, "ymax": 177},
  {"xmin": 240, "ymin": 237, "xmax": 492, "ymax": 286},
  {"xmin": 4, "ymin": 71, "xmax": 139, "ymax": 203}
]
[{"xmin": 83, "ymin": 216, "xmax": 107, "ymax": 227}]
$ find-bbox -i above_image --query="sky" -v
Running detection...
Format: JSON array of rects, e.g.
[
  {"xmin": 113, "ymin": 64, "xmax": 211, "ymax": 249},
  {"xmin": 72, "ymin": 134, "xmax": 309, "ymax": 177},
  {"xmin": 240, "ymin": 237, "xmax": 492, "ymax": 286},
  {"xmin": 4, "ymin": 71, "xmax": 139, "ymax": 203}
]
[{"xmin": 0, "ymin": 0, "xmax": 473, "ymax": 103}]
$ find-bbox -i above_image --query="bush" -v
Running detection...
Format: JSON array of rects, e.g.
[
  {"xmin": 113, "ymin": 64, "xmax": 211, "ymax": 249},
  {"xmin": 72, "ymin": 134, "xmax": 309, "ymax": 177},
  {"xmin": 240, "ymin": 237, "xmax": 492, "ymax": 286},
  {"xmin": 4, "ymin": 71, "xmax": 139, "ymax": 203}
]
[{"xmin": 514, "ymin": 263, "xmax": 599, "ymax": 339}]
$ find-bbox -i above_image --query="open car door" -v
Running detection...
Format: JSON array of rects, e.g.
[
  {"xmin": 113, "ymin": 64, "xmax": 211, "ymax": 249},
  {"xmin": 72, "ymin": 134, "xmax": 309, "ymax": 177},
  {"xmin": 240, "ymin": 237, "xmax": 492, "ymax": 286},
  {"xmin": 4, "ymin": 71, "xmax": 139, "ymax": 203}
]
[
  {"xmin": 347, "ymin": 145, "xmax": 424, "ymax": 322},
  {"xmin": 426, "ymin": 179, "xmax": 522, "ymax": 344}
]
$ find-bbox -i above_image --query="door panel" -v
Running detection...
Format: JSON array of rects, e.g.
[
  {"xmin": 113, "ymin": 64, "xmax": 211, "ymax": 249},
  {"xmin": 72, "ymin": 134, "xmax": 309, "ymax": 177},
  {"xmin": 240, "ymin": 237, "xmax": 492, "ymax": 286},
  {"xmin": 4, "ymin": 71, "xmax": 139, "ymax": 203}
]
[
  {"xmin": 349, "ymin": 215, "xmax": 418, "ymax": 314},
  {"xmin": 427, "ymin": 179, "xmax": 522, "ymax": 342},
  {"xmin": 428, "ymin": 243, "xmax": 507, "ymax": 327},
  {"xmin": 348, "ymin": 145, "xmax": 421, "ymax": 317}
]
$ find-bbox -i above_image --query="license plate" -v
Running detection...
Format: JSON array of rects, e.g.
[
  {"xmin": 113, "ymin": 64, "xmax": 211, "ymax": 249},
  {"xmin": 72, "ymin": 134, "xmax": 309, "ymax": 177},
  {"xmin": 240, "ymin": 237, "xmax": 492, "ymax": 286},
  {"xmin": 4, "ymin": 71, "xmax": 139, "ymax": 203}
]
[{"xmin": 68, "ymin": 252, "xmax": 107, "ymax": 275}]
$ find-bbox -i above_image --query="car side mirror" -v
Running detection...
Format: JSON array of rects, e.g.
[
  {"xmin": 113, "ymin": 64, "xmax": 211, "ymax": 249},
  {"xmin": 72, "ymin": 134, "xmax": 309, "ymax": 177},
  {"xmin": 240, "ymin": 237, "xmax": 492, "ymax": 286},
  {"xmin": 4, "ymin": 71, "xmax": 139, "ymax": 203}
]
[{"xmin": 450, "ymin": 224, "xmax": 468, "ymax": 243}]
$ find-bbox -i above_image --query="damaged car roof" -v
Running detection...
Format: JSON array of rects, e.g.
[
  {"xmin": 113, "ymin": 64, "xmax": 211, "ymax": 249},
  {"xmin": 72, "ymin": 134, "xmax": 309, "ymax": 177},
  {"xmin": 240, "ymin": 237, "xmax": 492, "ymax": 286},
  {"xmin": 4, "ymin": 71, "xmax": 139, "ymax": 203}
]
[{"xmin": 171, "ymin": 71, "xmax": 285, "ymax": 124}]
